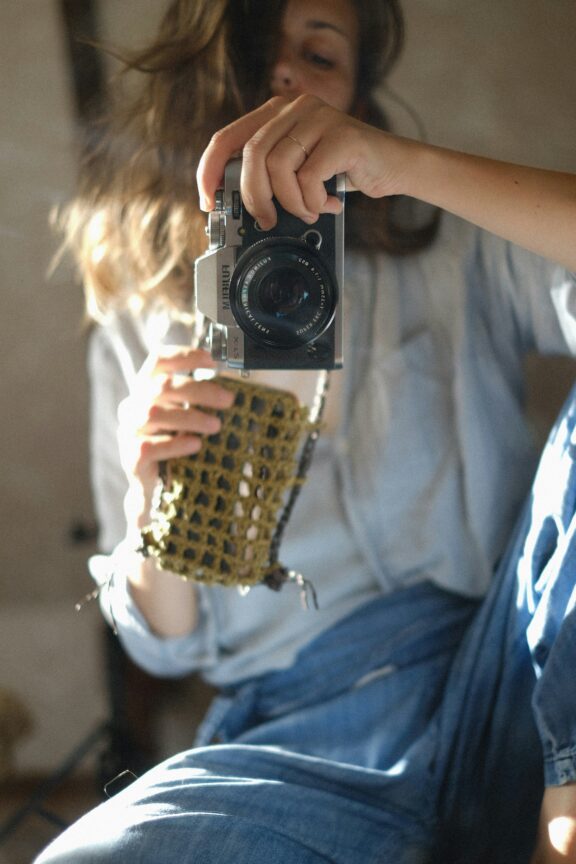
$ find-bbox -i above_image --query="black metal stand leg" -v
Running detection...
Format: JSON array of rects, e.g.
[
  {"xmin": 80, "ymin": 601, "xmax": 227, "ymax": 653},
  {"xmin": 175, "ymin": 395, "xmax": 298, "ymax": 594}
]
[
  {"xmin": 0, "ymin": 721, "xmax": 110, "ymax": 844},
  {"xmin": 0, "ymin": 624, "xmax": 164, "ymax": 846}
]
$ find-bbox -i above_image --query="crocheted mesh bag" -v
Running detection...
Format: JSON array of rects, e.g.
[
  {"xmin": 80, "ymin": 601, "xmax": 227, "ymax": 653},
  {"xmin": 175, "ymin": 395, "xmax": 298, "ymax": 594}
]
[{"xmin": 140, "ymin": 375, "xmax": 324, "ymax": 591}]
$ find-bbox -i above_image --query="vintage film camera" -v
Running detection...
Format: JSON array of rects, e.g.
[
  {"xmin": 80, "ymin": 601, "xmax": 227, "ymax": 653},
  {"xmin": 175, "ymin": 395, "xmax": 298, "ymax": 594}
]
[{"xmin": 195, "ymin": 157, "xmax": 344, "ymax": 370}]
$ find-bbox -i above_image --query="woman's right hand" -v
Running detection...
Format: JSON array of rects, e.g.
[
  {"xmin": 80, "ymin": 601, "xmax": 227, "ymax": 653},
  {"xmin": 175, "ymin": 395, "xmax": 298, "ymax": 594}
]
[
  {"xmin": 117, "ymin": 346, "xmax": 235, "ymax": 531},
  {"xmin": 197, "ymin": 95, "xmax": 410, "ymax": 230}
]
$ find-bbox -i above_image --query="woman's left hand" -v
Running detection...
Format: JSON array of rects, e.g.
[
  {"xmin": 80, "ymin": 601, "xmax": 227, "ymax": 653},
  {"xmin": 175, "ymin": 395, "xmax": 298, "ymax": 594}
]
[{"xmin": 197, "ymin": 94, "xmax": 411, "ymax": 230}]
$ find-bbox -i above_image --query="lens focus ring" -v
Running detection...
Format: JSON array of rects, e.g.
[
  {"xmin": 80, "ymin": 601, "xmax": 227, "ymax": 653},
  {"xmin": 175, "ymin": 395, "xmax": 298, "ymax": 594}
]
[{"xmin": 229, "ymin": 238, "xmax": 337, "ymax": 349}]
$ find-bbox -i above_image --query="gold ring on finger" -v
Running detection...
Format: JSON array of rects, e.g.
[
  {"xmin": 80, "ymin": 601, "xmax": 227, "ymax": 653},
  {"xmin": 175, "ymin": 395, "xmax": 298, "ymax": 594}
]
[{"xmin": 286, "ymin": 134, "xmax": 309, "ymax": 158}]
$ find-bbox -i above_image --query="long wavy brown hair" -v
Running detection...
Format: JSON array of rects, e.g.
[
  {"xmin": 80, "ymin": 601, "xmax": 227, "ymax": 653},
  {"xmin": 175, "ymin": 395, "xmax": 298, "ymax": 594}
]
[{"xmin": 55, "ymin": 0, "xmax": 439, "ymax": 321}]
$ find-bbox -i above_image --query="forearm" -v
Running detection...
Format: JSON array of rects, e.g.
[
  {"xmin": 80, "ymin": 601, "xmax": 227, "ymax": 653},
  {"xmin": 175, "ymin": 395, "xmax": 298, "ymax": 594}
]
[
  {"xmin": 127, "ymin": 554, "xmax": 199, "ymax": 639},
  {"xmin": 124, "ymin": 485, "xmax": 199, "ymax": 639},
  {"xmin": 402, "ymin": 141, "xmax": 576, "ymax": 272}
]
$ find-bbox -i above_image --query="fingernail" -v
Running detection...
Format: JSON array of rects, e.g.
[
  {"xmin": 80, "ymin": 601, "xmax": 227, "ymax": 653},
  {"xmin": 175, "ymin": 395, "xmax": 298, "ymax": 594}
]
[
  {"xmin": 255, "ymin": 216, "xmax": 276, "ymax": 232},
  {"xmin": 206, "ymin": 416, "xmax": 222, "ymax": 433},
  {"xmin": 302, "ymin": 213, "xmax": 319, "ymax": 224}
]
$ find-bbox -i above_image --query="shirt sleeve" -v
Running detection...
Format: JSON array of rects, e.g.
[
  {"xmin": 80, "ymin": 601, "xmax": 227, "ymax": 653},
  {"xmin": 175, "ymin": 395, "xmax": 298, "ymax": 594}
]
[
  {"xmin": 89, "ymin": 546, "xmax": 220, "ymax": 679},
  {"xmin": 473, "ymin": 229, "xmax": 576, "ymax": 360},
  {"xmin": 87, "ymin": 322, "xmax": 219, "ymax": 679}
]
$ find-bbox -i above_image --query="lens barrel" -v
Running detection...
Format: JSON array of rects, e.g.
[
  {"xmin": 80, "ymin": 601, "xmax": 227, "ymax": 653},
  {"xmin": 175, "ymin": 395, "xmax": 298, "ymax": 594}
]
[{"xmin": 229, "ymin": 238, "xmax": 337, "ymax": 349}]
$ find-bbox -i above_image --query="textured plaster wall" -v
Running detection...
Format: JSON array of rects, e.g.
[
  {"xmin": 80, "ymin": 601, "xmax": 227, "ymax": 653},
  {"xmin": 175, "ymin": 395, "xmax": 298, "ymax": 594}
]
[
  {"xmin": 1, "ymin": 0, "xmax": 575, "ymax": 773},
  {"xmin": 0, "ymin": 0, "xmax": 106, "ymax": 774},
  {"xmin": 391, "ymin": 0, "xmax": 575, "ymax": 168}
]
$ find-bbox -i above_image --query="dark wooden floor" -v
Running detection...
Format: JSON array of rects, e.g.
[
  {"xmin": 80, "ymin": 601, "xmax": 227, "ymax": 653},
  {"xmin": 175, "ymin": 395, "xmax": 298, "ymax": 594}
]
[{"xmin": 0, "ymin": 773, "xmax": 104, "ymax": 864}]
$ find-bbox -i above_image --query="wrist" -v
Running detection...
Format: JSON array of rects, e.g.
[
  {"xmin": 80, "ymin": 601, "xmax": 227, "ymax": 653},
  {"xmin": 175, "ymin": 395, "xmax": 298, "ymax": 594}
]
[{"xmin": 399, "ymin": 138, "xmax": 449, "ymax": 206}]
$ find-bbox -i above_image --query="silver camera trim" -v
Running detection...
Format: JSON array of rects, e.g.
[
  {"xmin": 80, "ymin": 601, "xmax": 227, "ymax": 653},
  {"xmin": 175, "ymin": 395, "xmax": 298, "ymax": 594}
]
[{"xmin": 195, "ymin": 157, "xmax": 344, "ymax": 369}]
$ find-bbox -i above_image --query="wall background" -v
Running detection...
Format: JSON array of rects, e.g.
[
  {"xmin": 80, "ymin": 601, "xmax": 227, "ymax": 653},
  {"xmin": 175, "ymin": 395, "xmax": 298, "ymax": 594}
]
[{"xmin": 1, "ymin": 0, "xmax": 575, "ymax": 775}]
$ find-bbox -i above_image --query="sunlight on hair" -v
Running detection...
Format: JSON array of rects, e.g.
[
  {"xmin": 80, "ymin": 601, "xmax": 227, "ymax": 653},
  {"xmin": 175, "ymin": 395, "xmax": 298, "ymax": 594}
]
[{"xmin": 87, "ymin": 211, "xmax": 108, "ymax": 265}]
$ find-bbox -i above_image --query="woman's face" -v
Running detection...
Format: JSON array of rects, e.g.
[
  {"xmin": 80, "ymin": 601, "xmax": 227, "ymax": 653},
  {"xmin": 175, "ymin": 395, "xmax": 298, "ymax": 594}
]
[{"xmin": 269, "ymin": 0, "xmax": 359, "ymax": 113}]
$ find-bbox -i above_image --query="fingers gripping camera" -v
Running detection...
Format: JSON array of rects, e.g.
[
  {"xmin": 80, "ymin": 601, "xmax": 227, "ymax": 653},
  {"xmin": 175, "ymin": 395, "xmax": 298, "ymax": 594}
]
[{"xmin": 195, "ymin": 158, "xmax": 344, "ymax": 370}]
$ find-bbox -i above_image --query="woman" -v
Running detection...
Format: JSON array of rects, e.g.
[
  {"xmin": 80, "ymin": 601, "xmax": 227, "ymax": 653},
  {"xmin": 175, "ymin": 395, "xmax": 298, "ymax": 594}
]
[{"xmin": 38, "ymin": 0, "xmax": 575, "ymax": 861}]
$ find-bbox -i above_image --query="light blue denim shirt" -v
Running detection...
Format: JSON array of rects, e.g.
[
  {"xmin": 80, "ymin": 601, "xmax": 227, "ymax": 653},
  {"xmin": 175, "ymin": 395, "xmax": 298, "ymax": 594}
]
[{"xmin": 88, "ymin": 214, "xmax": 576, "ymax": 687}]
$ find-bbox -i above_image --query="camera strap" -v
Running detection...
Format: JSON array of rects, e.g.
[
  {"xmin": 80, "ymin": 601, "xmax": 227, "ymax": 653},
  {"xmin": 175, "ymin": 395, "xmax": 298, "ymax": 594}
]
[{"xmin": 262, "ymin": 369, "xmax": 329, "ymax": 606}]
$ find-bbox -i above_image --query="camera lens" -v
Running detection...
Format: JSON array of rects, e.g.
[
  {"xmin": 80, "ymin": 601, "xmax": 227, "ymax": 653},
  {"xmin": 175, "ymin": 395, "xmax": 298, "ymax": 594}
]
[
  {"xmin": 259, "ymin": 268, "xmax": 308, "ymax": 317},
  {"xmin": 230, "ymin": 238, "xmax": 337, "ymax": 349}
]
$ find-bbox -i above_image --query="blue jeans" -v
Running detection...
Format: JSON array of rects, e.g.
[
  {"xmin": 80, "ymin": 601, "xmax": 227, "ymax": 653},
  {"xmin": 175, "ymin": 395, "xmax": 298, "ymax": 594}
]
[{"xmin": 36, "ymin": 388, "xmax": 576, "ymax": 864}]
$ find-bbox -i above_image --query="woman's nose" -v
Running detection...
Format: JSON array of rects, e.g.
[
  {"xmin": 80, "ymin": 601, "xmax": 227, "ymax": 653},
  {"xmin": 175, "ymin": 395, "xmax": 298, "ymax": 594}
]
[{"xmin": 270, "ymin": 52, "xmax": 301, "ymax": 98}]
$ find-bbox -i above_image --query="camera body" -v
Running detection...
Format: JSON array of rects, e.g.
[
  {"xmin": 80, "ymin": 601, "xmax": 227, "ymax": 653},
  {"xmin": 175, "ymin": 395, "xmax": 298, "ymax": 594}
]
[{"xmin": 195, "ymin": 158, "xmax": 344, "ymax": 370}]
